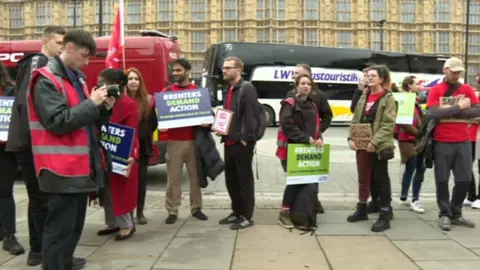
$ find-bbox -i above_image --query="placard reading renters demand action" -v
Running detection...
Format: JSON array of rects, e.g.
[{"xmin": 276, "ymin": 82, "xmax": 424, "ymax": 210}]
[
  {"xmin": 100, "ymin": 122, "xmax": 135, "ymax": 177},
  {"xmin": 155, "ymin": 88, "xmax": 214, "ymax": 129},
  {"xmin": 286, "ymin": 144, "xmax": 330, "ymax": 185},
  {"xmin": 0, "ymin": 97, "xmax": 14, "ymax": 141}
]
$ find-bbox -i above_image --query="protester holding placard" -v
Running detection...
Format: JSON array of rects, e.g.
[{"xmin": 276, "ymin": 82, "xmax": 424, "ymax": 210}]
[
  {"xmin": 285, "ymin": 63, "xmax": 332, "ymax": 214},
  {"xmin": 0, "ymin": 61, "xmax": 25, "ymax": 256},
  {"xmin": 159, "ymin": 59, "xmax": 209, "ymax": 225},
  {"xmin": 275, "ymin": 74, "xmax": 323, "ymax": 229},
  {"xmin": 397, "ymin": 76, "xmax": 426, "ymax": 214},
  {"xmin": 93, "ymin": 68, "xmax": 139, "ymax": 241},
  {"xmin": 347, "ymin": 65, "xmax": 396, "ymax": 233},
  {"xmin": 125, "ymin": 67, "xmax": 158, "ymax": 225}
]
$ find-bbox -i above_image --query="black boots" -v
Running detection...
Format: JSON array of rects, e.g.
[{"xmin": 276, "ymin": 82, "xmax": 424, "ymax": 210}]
[
  {"xmin": 2, "ymin": 235, "xmax": 25, "ymax": 255},
  {"xmin": 347, "ymin": 203, "xmax": 369, "ymax": 222},
  {"xmin": 371, "ymin": 210, "xmax": 391, "ymax": 232},
  {"xmin": 366, "ymin": 200, "xmax": 380, "ymax": 214}
]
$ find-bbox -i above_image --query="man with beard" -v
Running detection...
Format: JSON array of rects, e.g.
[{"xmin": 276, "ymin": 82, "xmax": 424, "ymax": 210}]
[
  {"xmin": 286, "ymin": 63, "xmax": 332, "ymax": 214},
  {"xmin": 4, "ymin": 26, "xmax": 72, "ymax": 267},
  {"xmin": 159, "ymin": 58, "xmax": 209, "ymax": 225},
  {"xmin": 217, "ymin": 57, "xmax": 258, "ymax": 230}
]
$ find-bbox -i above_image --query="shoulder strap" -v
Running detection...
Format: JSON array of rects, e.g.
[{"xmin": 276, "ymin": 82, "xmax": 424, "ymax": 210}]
[
  {"xmin": 444, "ymin": 83, "xmax": 462, "ymax": 97},
  {"xmin": 166, "ymin": 85, "xmax": 172, "ymax": 92}
]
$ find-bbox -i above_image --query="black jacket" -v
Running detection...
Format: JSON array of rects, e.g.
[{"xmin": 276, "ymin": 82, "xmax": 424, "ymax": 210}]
[
  {"xmin": 350, "ymin": 88, "xmax": 364, "ymax": 113},
  {"xmin": 221, "ymin": 79, "xmax": 258, "ymax": 142},
  {"xmin": 195, "ymin": 126, "xmax": 224, "ymax": 188},
  {"xmin": 286, "ymin": 88, "xmax": 332, "ymax": 133},
  {"xmin": 30, "ymin": 57, "xmax": 111, "ymax": 194},
  {"xmin": 6, "ymin": 53, "xmax": 49, "ymax": 152},
  {"xmin": 138, "ymin": 95, "xmax": 158, "ymax": 157},
  {"xmin": 280, "ymin": 96, "xmax": 322, "ymax": 143}
]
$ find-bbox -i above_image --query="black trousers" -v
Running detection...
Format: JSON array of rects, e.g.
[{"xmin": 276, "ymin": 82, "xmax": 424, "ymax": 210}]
[
  {"xmin": 224, "ymin": 142, "xmax": 255, "ymax": 220},
  {"xmin": 433, "ymin": 142, "xmax": 471, "ymax": 218},
  {"xmin": 15, "ymin": 150, "xmax": 48, "ymax": 252},
  {"xmin": 371, "ymin": 155, "xmax": 392, "ymax": 208},
  {"xmin": 467, "ymin": 142, "xmax": 480, "ymax": 201},
  {"xmin": 0, "ymin": 144, "xmax": 18, "ymax": 235},
  {"xmin": 137, "ymin": 154, "xmax": 149, "ymax": 213},
  {"xmin": 42, "ymin": 193, "xmax": 88, "ymax": 270}
]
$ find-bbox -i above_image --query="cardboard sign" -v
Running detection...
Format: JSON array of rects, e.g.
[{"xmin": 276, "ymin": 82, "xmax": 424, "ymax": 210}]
[{"xmin": 349, "ymin": 124, "xmax": 372, "ymax": 150}]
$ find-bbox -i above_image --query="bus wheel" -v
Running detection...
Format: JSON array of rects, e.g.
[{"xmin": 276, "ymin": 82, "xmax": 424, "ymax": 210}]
[{"xmin": 264, "ymin": 105, "xmax": 275, "ymax": 127}]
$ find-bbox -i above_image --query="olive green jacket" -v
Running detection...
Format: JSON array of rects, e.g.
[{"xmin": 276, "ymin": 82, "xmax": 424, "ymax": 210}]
[{"xmin": 350, "ymin": 90, "xmax": 397, "ymax": 153}]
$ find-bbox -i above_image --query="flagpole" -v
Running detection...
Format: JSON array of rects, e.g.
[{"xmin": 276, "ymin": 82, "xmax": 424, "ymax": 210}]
[{"xmin": 120, "ymin": 0, "xmax": 125, "ymax": 70}]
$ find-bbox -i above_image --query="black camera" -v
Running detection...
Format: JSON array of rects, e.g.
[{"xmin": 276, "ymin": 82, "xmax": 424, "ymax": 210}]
[{"xmin": 106, "ymin": 84, "xmax": 121, "ymax": 98}]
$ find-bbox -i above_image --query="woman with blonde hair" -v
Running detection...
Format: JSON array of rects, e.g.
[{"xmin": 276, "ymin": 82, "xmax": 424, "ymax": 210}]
[{"xmin": 125, "ymin": 68, "xmax": 158, "ymax": 225}]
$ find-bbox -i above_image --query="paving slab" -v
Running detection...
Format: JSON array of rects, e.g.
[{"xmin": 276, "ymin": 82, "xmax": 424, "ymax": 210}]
[
  {"xmin": 231, "ymin": 249, "xmax": 330, "ymax": 270},
  {"xmin": 318, "ymin": 235, "xmax": 419, "ymax": 270},
  {"xmin": 0, "ymin": 245, "xmax": 97, "ymax": 270},
  {"xmin": 416, "ymin": 261, "xmax": 480, "ymax": 270},
  {"xmin": 176, "ymin": 224, "xmax": 236, "ymax": 239},
  {"xmin": 232, "ymin": 225, "xmax": 329, "ymax": 270},
  {"xmin": 87, "ymin": 224, "xmax": 177, "ymax": 270},
  {"xmin": 384, "ymin": 219, "xmax": 448, "ymax": 241},
  {"xmin": 393, "ymin": 240, "xmax": 480, "ymax": 261},
  {"xmin": 472, "ymin": 249, "xmax": 480, "ymax": 256},
  {"xmin": 153, "ymin": 237, "xmax": 234, "ymax": 270},
  {"xmin": 316, "ymin": 220, "xmax": 380, "ymax": 236},
  {"xmin": 236, "ymin": 225, "xmax": 320, "ymax": 251}
]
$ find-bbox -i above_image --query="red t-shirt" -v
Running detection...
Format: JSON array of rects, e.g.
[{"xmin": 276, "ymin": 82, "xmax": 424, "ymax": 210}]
[
  {"xmin": 161, "ymin": 83, "xmax": 198, "ymax": 141},
  {"xmin": 365, "ymin": 90, "xmax": 384, "ymax": 114},
  {"xmin": 224, "ymin": 86, "xmax": 236, "ymax": 145},
  {"xmin": 426, "ymin": 82, "xmax": 478, "ymax": 142}
]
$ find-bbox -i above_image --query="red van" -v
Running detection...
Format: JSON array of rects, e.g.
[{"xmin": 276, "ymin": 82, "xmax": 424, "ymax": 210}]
[{"xmin": 0, "ymin": 30, "xmax": 180, "ymax": 166}]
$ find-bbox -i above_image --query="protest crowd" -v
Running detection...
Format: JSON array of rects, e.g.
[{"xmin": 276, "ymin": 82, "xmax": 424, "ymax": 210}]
[{"xmin": 0, "ymin": 25, "xmax": 479, "ymax": 270}]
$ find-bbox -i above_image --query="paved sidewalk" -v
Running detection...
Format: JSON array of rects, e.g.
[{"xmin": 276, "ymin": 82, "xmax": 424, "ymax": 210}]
[{"xmin": 2, "ymin": 189, "xmax": 480, "ymax": 270}]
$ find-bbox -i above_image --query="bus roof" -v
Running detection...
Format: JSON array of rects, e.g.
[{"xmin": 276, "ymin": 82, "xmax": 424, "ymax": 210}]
[{"xmin": 209, "ymin": 42, "xmax": 448, "ymax": 60}]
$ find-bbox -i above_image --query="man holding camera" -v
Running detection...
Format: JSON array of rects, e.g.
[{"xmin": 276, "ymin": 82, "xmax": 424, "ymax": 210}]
[{"xmin": 28, "ymin": 30, "xmax": 115, "ymax": 270}]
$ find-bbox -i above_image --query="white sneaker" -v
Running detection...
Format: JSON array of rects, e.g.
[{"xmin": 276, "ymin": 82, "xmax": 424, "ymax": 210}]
[
  {"xmin": 463, "ymin": 198, "xmax": 474, "ymax": 207},
  {"xmin": 410, "ymin": 200, "xmax": 425, "ymax": 213},
  {"xmin": 471, "ymin": 199, "xmax": 480, "ymax": 209}
]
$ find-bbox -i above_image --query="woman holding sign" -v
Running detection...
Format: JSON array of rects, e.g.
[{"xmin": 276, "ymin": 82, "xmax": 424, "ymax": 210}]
[
  {"xmin": 397, "ymin": 76, "xmax": 426, "ymax": 213},
  {"xmin": 347, "ymin": 65, "xmax": 396, "ymax": 233},
  {"xmin": 95, "ymin": 69, "xmax": 139, "ymax": 241},
  {"xmin": 275, "ymin": 74, "xmax": 323, "ymax": 229}
]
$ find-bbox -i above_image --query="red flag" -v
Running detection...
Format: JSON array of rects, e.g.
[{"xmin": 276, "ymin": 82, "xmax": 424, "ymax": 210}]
[{"xmin": 105, "ymin": 0, "xmax": 124, "ymax": 69}]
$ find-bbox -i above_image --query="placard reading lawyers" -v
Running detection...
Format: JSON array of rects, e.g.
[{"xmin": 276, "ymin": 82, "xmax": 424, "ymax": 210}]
[
  {"xmin": 286, "ymin": 144, "xmax": 330, "ymax": 185},
  {"xmin": 349, "ymin": 124, "xmax": 372, "ymax": 150},
  {"xmin": 0, "ymin": 97, "xmax": 14, "ymax": 141},
  {"xmin": 100, "ymin": 123, "xmax": 135, "ymax": 177},
  {"xmin": 155, "ymin": 88, "xmax": 214, "ymax": 129}
]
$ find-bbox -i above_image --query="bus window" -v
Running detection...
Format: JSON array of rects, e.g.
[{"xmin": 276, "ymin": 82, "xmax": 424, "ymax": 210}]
[
  {"xmin": 251, "ymin": 81, "xmax": 292, "ymax": 99},
  {"xmin": 408, "ymin": 55, "xmax": 444, "ymax": 74},
  {"xmin": 320, "ymin": 84, "xmax": 356, "ymax": 100},
  {"xmin": 369, "ymin": 53, "xmax": 409, "ymax": 72}
]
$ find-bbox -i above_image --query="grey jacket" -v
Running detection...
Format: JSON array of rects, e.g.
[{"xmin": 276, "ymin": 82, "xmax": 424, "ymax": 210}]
[{"xmin": 30, "ymin": 57, "xmax": 111, "ymax": 194}]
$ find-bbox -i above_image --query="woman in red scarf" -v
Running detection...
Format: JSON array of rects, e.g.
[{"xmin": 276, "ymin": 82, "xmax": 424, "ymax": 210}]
[{"xmin": 95, "ymin": 69, "xmax": 139, "ymax": 241}]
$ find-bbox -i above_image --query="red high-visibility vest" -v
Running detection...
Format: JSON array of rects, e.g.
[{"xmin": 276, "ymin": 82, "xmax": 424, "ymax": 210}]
[
  {"xmin": 275, "ymin": 98, "xmax": 320, "ymax": 160},
  {"xmin": 27, "ymin": 67, "xmax": 91, "ymax": 177}
]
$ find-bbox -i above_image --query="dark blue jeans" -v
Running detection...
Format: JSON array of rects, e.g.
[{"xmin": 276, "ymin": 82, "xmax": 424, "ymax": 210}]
[{"xmin": 400, "ymin": 154, "xmax": 426, "ymax": 201}]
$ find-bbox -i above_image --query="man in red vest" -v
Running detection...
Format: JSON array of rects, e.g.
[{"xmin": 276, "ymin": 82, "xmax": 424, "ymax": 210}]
[{"xmin": 27, "ymin": 30, "xmax": 116, "ymax": 270}]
